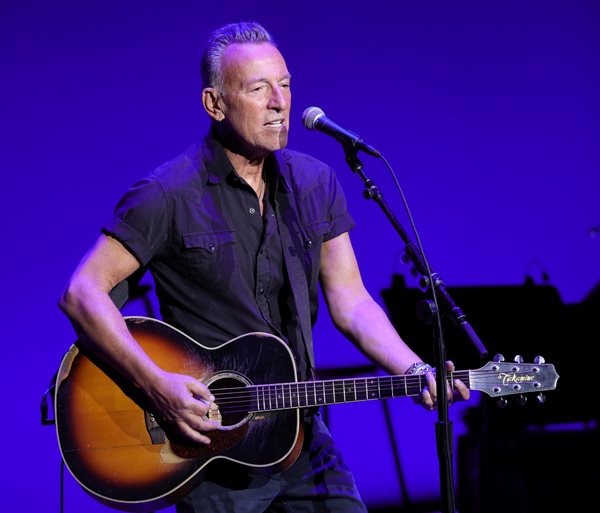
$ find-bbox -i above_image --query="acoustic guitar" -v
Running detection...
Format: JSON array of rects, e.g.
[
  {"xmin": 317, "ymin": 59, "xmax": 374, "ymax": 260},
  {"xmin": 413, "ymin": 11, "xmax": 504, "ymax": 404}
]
[{"xmin": 54, "ymin": 316, "xmax": 558, "ymax": 512}]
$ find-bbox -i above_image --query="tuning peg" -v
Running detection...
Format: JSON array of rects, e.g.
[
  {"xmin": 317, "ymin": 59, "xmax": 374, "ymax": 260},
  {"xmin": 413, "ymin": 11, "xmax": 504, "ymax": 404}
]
[
  {"xmin": 493, "ymin": 354, "xmax": 505, "ymax": 362},
  {"xmin": 496, "ymin": 397, "xmax": 508, "ymax": 408},
  {"xmin": 516, "ymin": 395, "xmax": 527, "ymax": 406},
  {"xmin": 513, "ymin": 355, "xmax": 524, "ymax": 364},
  {"xmin": 536, "ymin": 393, "xmax": 546, "ymax": 404},
  {"xmin": 534, "ymin": 355, "xmax": 545, "ymax": 364}
]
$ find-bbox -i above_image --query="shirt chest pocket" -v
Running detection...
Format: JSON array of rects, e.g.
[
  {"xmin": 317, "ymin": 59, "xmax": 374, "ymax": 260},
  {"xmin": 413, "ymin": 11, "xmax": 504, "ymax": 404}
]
[{"xmin": 182, "ymin": 230, "xmax": 237, "ymax": 292}]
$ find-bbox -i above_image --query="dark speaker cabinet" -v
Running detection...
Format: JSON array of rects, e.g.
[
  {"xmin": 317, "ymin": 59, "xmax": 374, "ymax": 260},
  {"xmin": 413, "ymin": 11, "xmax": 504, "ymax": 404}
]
[{"xmin": 381, "ymin": 275, "xmax": 600, "ymax": 512}]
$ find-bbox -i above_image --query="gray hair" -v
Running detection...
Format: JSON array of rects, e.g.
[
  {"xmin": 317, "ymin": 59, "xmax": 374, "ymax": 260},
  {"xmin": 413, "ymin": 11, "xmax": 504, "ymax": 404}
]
[{"xmin": 201, "ymin": 21, "xmax": 276, "ymax": 91}]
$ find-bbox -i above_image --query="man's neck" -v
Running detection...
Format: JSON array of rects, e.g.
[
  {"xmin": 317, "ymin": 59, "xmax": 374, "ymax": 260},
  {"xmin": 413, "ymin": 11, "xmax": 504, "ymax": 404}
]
[
  {"xmin": 224, "ymin": 148, "xmax": 265, "ymax": 184},
  {"xmin": 211, "ymin": 126, "xmax": 268, "ymax": 184}
]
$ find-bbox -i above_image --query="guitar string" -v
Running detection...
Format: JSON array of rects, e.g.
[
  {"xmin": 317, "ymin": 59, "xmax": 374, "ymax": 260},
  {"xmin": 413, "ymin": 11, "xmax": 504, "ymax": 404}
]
[
  {"xmin": 210, "ymin": 388, "xmax": 542, "ymax": 413},
  {"xmin": 209, "ymin": 375, "xmax": 450, "ymax": 401},
  {"xmin": 206, "ymin": 371, "xmax": 545, "ymax": 413},
  {"xmin": 209, "ymin": 378, "xmax": 537, "ymax": 403},
  {"xmin": 210, "ymin": 389, "xmax": 542, "ymax": 410},
  {"xmin": 206, "ymin": 370, "xmax": 535, "ymax": 398}
]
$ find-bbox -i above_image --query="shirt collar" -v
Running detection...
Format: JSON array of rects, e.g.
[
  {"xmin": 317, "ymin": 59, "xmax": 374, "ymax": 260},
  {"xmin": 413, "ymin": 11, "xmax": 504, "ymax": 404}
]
[
  {"xmin": 269, "ymin": 149, "xmax": 292, "ymax": 193},
  {"xmin": 202, "ymin": 132, "xmax": 292, "ymax": 193},
  {"xmin": 202, "ymin": 135, "xmax": 235, "ymax": 185}
]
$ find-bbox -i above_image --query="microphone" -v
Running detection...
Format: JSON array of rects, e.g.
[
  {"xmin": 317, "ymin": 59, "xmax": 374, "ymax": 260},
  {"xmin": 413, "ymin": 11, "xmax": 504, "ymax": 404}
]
[{"xmin": 302, "ymin": 106, "xmax": 382, "ymax": 158}]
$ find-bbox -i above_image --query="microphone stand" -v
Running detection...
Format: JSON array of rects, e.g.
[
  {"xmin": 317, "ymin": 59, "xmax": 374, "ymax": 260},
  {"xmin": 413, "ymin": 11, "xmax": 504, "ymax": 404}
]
[{"xmin": 341, "ymin": 143, "xmax": 488, "ymax": 513}]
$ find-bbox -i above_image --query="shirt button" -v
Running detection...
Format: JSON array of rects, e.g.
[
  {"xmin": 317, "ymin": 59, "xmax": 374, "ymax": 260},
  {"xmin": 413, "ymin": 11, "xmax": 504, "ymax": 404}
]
[
  {"xmin": 258, "ymin": 288, "xmax": 265, "ymax": 295},
  {"xmin": 249, "ymin": 207, "xmax": 256, "ymax": 214}
]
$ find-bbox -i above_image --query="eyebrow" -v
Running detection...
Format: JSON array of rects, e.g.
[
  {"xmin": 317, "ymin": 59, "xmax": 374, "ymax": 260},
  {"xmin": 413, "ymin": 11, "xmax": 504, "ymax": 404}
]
[{"xmin": 247, "ymin": 73, "xmax": 292, "ymax": 85}]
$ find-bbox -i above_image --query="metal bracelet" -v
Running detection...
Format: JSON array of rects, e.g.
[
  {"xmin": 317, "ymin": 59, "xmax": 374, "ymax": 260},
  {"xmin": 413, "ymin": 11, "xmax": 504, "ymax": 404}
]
[{"xmin": 405, "ymin": 361, "xmax": 432, "ymax": 375}]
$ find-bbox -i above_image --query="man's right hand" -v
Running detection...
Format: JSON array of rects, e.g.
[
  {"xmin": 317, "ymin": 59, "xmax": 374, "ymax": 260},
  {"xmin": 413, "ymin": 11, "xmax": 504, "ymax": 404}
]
[{"xmin": 146, "ymin": 370, "xmax": 221, "ymax": 445}]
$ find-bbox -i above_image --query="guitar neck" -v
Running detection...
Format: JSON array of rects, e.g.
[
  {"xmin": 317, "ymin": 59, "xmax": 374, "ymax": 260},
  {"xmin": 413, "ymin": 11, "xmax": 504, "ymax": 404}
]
[
  {"xmin": 248, "ymin": 372, "xmax": 469, "ymax": 412},
  {"xmin": 212, "ymin": 359, "xmax": 558, "ymax": 416}
]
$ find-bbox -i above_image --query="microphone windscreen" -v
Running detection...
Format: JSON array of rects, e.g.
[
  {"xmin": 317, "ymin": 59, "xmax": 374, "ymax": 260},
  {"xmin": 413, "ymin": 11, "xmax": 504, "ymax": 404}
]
[{"xmin": 302, "ymin": 106, "xmax": 325, "ymax": 130}]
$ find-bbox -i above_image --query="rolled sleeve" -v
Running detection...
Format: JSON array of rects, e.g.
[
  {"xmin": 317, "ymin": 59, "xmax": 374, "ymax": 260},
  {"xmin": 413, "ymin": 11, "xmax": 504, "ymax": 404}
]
[{"xmin": 102, "ymin": 177, "xmax": 170, "ymax": 266}]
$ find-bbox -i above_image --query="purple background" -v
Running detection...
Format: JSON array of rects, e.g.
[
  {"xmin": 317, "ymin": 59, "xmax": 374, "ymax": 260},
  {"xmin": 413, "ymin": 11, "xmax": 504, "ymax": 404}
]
[{"xmin": 2, "ymin": 1, "xmax": 598, "ymax": 511}]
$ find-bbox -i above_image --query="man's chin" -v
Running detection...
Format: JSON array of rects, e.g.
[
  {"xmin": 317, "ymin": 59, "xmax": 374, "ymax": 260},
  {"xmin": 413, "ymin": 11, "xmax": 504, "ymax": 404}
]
[
  {"xmin": 276, "ymin": 130, "xmax": 289, "ymax": 150},
  {"xmin": 258, "ymin": 134, "xmax": 288, "ymax": 153}
]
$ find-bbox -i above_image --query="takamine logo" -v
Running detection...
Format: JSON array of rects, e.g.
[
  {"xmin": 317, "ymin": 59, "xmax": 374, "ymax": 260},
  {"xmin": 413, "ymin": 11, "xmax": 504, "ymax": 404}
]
[{"xmin": 498, "ymin": 372, "xmax": 535, "ymax": 385}]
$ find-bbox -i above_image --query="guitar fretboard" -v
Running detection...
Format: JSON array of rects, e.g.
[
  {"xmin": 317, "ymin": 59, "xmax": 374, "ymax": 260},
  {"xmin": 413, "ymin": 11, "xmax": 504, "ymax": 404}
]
[{"xmin": 249, "ymin": 374, "xmax": 467, "ymax": 412}]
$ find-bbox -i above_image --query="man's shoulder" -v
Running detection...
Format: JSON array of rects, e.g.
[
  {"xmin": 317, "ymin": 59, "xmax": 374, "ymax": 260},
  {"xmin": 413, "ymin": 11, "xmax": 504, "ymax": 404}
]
[
  {"xmin": 279, "ymin": 147, "xmax": 330, "ymax": 170},
  {"xmin": 146, "ymin": 141, "xmax": 210, "ymax": 194},
  {"xmin": 277, "ymin": 147, "xmax": 336, "ymax": 194}
]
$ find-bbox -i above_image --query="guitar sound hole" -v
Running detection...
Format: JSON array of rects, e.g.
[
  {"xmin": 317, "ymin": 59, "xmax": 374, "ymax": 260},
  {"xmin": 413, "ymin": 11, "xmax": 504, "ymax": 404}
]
[{"xmin": 207, "ymin": 373, "xmax": 253, "ymax": 430}]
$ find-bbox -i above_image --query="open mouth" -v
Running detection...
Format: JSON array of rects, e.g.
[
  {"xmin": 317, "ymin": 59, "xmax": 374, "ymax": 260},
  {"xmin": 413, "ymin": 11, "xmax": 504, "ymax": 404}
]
[{"xmin": 265, "ymin": 120, "xmax": 285, "ymax": 127}]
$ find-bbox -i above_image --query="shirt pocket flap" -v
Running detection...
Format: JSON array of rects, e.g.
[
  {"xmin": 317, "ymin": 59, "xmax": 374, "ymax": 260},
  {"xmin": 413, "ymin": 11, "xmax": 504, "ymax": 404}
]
[{"xmin": 183, "ymin": 230, "xmax": 236, "ymax": 254}]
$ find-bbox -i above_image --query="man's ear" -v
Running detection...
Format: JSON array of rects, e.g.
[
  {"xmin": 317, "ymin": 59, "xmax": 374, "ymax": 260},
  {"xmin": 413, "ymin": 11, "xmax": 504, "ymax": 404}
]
[{"xmin": 202, "ymin": 87, "xmax": 225, "ymax": 121}]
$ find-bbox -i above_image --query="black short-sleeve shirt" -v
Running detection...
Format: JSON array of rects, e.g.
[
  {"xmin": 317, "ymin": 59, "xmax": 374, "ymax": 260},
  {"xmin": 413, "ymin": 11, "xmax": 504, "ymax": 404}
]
[{"xmin": 103, "ymin": 135, "xmax": 354, "ymax": 378}]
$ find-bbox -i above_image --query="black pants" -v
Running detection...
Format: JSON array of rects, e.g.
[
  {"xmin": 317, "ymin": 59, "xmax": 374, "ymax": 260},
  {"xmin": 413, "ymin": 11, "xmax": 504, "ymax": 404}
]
[{"xmin": 176, "ymin": 415, "xmax": 367, "ymax": 513}]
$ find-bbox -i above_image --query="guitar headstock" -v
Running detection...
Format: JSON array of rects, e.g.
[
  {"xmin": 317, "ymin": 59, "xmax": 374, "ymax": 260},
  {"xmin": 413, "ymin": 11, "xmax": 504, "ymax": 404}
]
[{"xmin": 469, "ymin": 354, "xmax": 559, "ymax": 404}]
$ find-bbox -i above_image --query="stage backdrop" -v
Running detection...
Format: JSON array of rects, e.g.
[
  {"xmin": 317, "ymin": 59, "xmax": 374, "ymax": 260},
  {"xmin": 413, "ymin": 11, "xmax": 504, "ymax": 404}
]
[{"xmin": 1, "ymin": 1, "xmax": 598, "ymax": 512}]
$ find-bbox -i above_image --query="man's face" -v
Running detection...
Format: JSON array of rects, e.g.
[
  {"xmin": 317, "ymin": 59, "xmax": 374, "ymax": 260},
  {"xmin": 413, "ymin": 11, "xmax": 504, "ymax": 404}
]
[{"xmin": 217, "ymin": 42, "xmax": 291, "ymax": 158}]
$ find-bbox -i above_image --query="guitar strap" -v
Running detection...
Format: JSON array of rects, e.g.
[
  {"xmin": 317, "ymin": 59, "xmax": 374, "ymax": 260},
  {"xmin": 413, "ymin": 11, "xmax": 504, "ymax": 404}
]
[
  {"xmin": 107, "ymin": 277, "xmax": 132, "ymax": 310},
  {"xmin": 273, "ymin": 158, "xmax": 316, "ymax": 377}
]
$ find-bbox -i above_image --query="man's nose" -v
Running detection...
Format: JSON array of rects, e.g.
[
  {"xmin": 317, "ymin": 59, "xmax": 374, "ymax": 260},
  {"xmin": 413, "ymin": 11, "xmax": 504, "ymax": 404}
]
[{"xmin": 269, "ymin": 85, "xmax": 288, "ymax": 111}]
